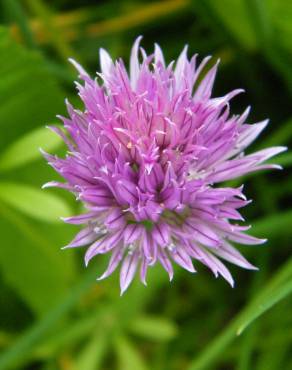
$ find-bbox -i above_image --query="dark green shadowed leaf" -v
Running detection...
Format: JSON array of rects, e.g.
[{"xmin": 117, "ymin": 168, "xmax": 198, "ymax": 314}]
[
  {"xmin": 0, "ymin": 267, "xmax": 96, "ymax": 369},
  {"xmin": 199, "ymin": 0, "xmax": 257, "ymax": 50},
  {"xmin": 0, "ymin": 200, "xmax": 75, "ymax": 316},
  {"xmin": 0, "ymin": 126, "xmax": 63, "ymax": 171},
  {"xmin": 187, "ymin": 257, "xmax": 292, "ymax": 370},
  {"xmin": 0, "ymin": 27, "xmax": 64, "ymax": 150},
  {"xmin": 0, "ymin": 182, "xmax": 72, "ymax": 222}
]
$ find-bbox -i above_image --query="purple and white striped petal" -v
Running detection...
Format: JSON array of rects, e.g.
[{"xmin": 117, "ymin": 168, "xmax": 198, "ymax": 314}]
[
  {"xmin": 120, "ymin": 250, "xmax": 140, "ymax": 295},
  {"xmin": 63, "ymin": 227, "xmax": 97, "ymax": 249}
]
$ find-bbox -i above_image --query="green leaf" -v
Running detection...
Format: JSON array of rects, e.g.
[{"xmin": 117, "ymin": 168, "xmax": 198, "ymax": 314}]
[
  {"xmin": 244, "ymin": 0, "xmax": 292, "ymax": 91},
  {"xmin": 0, "ymin": 126, "xmax": 63, "ymax": 171},
  {"xmin": 0, "ymin": 261, "xmax": 166, "ymax": 370},
  {"xmin": 236, "ymin": 279, "xmax": 292, "ymax": 336},
  {"xmin": 0, "ymin": 200, "xmax": 75, "ymax": 316},
  {"xmin": 114, "ymin": 335, "xmax": 148, "ymax": 370},
  {"xmin": 72, "ymin": 332, "xmax": 108, "ymax": 370},
  {"xmin": 34, "ymin": 311, "xmax": 104, "ymax": 358},
  {"xmin": 0, "ymin": 182, "xmax": 71, "ymax": 223},
  {"xmin": 187, "ymin": 257, "xmax": 292, "ymax": 370},
  {"xmin": 251, "ymin": 210, "xmax": 292, "ymax": 238},
  {"xmin": 129, "ymin": 315, "xmax": 178, "ymax": 342},
  {"xmin": 266, "ymin": 0, "xmax": 292, "ymax": 55},
  {"xmin": 0, "ymin": 267, "xmax": 96, "ymax": 370},
  {"xmin": 204, "ymin": 0, "xmax": 257, "ymax": 50},
  {"xmin": 0, "ymin": 27, "xmax": 64, "ymax": 151}
]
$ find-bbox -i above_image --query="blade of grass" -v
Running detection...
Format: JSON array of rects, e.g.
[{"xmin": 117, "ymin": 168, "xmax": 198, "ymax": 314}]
[
  {"xmin": 251, "ymin": 209, "xmax": 292, "ymax": 238},
  {"xmin": 34, "ymin": 311, "xmax": 105, "ymax": 359},
  {"xmin": 0, "ymin": 260, "xmax": 167, "ymax": 369},
  {"xmin": 72, "ymin": 331, "xmax": 108, "ymax": 370},
  {"xmin": 236, "ymin": 252, "xmax": 269, "ymax": 370},
  {"xmin": 236, "ymin": 278, "xmax": 292, "ymax": 335},
  {"xmin": 0, "ymin": 267, "xmax": 97, "ymax": 370},
  {"xmin": 114, "ymin": 334, "xmax": 148, "ymax": 370},
  {"xmin": 245, "ymin": 0, "xmax": 292, "ymax": 94},
  {"xmin": 187, "ymin": 257, "xmax": 292, "ymax": 370}
]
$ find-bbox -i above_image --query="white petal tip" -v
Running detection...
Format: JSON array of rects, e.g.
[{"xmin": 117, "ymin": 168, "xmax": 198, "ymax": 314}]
[{"xmin": 84, "ymin": 261, "xmax": 89, "ymax": 267}]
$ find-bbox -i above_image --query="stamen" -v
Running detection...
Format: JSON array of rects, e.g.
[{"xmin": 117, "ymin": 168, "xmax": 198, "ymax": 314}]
[
  {"xmin": 167, "ymin": 242, "xmax": 177, "ymax": 252},
  {"xmin": 128, "ymin": 243, "xmax": 136, "ymax": 255},
  {"xmin": 94, "ymin": 225, "xmax": 107, "ymax": 235}
]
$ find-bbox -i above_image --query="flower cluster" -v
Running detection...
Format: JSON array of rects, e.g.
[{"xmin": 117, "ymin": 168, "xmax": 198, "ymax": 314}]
[{"xmin": 43, "ymin": 37, "xmax": 285, "ymax": 294}]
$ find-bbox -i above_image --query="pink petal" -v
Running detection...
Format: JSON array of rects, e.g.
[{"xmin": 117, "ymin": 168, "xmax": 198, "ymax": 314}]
[
  {"xmin": 120, "ymin": 250, "xmax": 140, "ymax": 295},
  {"xmin": 63, "ymin": 227, "xmax": 96, "ymax": 249}
]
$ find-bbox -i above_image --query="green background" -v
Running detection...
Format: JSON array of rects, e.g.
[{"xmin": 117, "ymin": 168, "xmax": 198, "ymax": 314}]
[{"xmin": 0, "ymin": 0, "xmax": 291, "ymax": 369}]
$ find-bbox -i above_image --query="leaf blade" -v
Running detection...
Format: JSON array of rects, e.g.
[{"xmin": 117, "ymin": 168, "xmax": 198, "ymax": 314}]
[
  {"xmin": 0, "ymin": 126, "xmax": 62, "ymax": 171},
  {"xmin": 0, "ymin": 182, "xmax": 71, "ymax": 223}
]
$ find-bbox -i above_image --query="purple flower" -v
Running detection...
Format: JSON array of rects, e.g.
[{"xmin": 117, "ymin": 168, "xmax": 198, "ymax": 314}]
[{"xmin": 43, "ymin": 37, "xmax": 286, "ymax": 294}]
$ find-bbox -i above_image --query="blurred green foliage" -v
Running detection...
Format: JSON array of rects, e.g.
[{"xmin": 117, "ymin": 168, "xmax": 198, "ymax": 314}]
[{"xmin": 0, "ymin": 0, "xmax": 291, "ymax": 369}]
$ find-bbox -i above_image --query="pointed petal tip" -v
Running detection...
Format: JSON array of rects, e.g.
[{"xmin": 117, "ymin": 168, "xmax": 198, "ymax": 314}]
[
  {"xmin": 277, "ymin": 146, "xmax": 288, "ymax": 153},
  {"xmin": 135, "ymin": 35, "xmax": 143, "ymax": 43},
  {"xmin": 68, "ymin": 58, "xmax": 89, "ymax": 77},
  {"xmin": 120, "ymin": 287, "xmax": 127, "ymax": 296},
  {"xmin": 249, "ymin": 265, "xmax": 259, "ymax": 271},
  {"xmin": 41, "ymin": 181, "xmax": 56, "ymax": 189},
  {"xmin": 96, "ymin": 274, "xmax": 106, "ymax": 281},
  {"xmin": 261, "ymin": 238, "xmax": 268, "ymax": 244}
]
